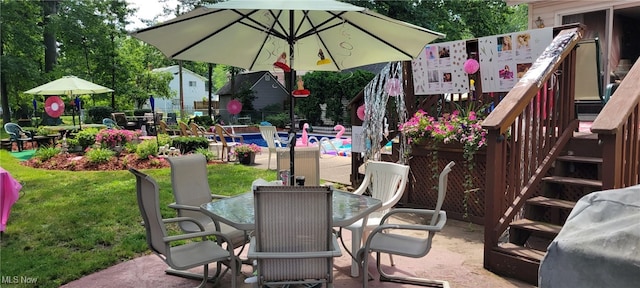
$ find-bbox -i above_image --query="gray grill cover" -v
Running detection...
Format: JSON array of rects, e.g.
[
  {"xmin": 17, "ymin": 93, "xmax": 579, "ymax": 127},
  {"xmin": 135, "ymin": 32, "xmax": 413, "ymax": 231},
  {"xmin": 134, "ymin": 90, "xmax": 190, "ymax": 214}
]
[{"xmin": 539, "ymin": 185, "xmax": 640, "ymax": 287}]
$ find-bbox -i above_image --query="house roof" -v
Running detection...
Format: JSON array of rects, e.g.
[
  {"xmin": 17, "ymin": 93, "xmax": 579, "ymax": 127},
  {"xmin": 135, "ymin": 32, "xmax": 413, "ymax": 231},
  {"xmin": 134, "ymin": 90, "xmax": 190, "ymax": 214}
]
[
  {"xmin": 216, "ymin": 71, "xmax": 286, "ymax": 95},
  {"xmin": 152, "ymin": 65, "xmax": 208, "ymax": 82}
]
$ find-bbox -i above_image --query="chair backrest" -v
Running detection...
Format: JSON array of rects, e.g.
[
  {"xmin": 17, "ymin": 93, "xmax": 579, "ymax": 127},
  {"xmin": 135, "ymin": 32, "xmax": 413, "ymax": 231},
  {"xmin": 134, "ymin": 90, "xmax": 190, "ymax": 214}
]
[
  {"xmin": 253, "ymin": 185, "xmax": 333, "ymax": 282},
  {"xmin": 4, "ymin": 123, "xmax": 23, "ymax": 139},
  {"xmin": 158, "ymin": 120, "xmax": 169, "ymax": 134},
  {"xmin": 259, "ymin": 125, "xmax": 281, "ymax": 150},
  {"xmin": 189, "ymin": 123, "xmax": 203, "ymax": 137},
  {"xmin": 167, "ymin": 154, "xmax": 212, "ymax": 208},
  {"xmin": 214, "ymin": 124, "xmax": 231, "ymax": 147},
  {"xmin": 432, "ymin": 161, "xmax": 455, "ymax": 226},
  {"xmin": 167, "ymin": 154, "xmax": 213, "ymax": 227},
  {"xmin": 111, "ymin": 113, "xmax": 128, "ymax": 126},
  {"xmin": 276, "ymin": 146, "xmax": 320, "ymax": 186},
  {"xmin": 178, "ymin": 122, "xmax": 190, "ymax": 136},
  {"xmin": 102, "ymin": 118, "xmax": 119, "ymax": 129},
  {"xmin": 358, "ymin": 161, "xmax": 410, "ymax": 217},
  {"xmin": 129, "ymin": 168, "xmax": 169, "ymax": 256}
]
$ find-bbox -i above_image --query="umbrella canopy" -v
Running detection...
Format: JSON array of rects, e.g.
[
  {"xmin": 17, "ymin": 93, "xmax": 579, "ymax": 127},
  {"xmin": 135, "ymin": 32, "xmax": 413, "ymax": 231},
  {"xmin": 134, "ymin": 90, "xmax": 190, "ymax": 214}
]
[
  {"xmin": 131, "ymin": 0, "xmax": 444, "ymax": 184},
  {"xmin": 131, "ymin": 0, "xmax": 444, "ymax": 72},
  {"xmin": 24, "ymin": 75, "xmax": 113, "ymax": 95}
]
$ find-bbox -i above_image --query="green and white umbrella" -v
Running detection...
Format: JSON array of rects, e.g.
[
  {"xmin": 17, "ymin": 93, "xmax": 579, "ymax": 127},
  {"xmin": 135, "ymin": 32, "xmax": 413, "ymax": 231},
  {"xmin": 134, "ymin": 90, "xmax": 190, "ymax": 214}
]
[
  {"xmin": 24, "ymin": 75, "xmax": 113, "ymax": 95},
  {"xmin": 131, "ymin": 0, "xmax": 444, "ymax": 184}
]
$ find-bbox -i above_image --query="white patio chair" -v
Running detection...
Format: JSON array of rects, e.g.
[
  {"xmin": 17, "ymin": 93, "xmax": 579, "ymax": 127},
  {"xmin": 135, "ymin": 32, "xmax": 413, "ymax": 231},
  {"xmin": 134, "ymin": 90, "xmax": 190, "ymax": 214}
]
[
  {"xmin": 129, "ymin": 168, "xmax": 237, "ymax": 288},
  {"xmin": 356, "ymin": 161, "xmax": 455, "ymax": 288},
  {"xmin": 248, "ymin": 185, "xmax": 342, "ymax": 287},
  {"xmin": 258, "ymin": 125, "xmax": 283, "ymax": 170},
  {"xmin": 339, "ymin": 160, "xmax": 410, "ymax": 277}
]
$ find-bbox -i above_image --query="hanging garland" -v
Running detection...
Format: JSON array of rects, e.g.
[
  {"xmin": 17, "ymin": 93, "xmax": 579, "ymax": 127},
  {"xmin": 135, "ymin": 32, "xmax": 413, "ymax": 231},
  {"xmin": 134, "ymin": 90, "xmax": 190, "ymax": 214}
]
[{"xmin": 361, "ymin": 61, "xmax": 408, "ymax": 164}]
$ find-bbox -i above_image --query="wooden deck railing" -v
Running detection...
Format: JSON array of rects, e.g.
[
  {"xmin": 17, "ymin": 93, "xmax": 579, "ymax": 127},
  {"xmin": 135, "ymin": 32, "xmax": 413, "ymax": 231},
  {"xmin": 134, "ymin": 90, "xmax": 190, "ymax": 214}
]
[
  {"xmin": 591, "ymin": 58, "xmax": 640, "ymax": 188},
  {"xmin": 480, "ymin": 28, "xmax": 583, "ymax": 266}
]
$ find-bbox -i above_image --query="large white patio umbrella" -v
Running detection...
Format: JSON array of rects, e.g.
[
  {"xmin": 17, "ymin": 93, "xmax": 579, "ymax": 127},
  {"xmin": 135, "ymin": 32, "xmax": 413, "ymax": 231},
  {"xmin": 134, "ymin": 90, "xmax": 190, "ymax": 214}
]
[
  {"xmin": 131, "ymin": 0, "xmax": 444, "ymax": 184},
  {"xmin": 24, "ymin": 75, "xmax": 113, "ymax": 95}
]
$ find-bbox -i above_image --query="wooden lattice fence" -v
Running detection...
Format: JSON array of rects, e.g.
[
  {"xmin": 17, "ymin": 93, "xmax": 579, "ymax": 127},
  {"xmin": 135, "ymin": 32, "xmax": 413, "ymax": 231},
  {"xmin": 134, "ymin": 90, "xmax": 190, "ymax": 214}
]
[{"xmin": 404, "ymin": 144, "xmax": 486, "ymax": 224}]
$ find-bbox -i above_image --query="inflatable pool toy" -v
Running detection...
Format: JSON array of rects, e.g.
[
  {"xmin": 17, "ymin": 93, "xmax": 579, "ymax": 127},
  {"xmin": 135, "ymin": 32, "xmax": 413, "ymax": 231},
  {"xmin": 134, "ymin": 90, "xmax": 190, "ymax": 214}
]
[{"xmin": 296, "ymin": 123, "xmax": 319, "ymax": 147}]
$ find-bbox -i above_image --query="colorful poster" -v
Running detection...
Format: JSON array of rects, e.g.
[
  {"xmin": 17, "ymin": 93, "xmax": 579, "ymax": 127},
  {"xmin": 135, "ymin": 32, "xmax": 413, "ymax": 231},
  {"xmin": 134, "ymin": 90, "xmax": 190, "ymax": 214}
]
[
  {"xmin": 412, "ymin": 40, "xmax": 469, "ymax": 95},
  {"xmin": 479, "ymin": 27, "xmax": 553, "ymax": 92}
]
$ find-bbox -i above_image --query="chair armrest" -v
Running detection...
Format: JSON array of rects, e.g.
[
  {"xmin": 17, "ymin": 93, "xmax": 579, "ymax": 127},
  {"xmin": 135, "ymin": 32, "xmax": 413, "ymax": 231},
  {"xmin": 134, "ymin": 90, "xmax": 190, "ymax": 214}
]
[
  {"xmin": 162, "ymin": 216, "xmax": 234, "ymax": 247},
  {"xmin": 167, "ymin": 203, "xmax": 201, "ymax": 212},
  {"xmin": 351, "ymin": 174, "xmax": 372, "ymax": 196},
  {"xmin": 211, "ymin": 194, "xmax": 230, "ymax": 199},
  {"xmin": 247, "ymin": 235, "xmax": 342, "ymax": 259},
  {"xmin": 377, "ymin": 209, "xmax": 447, "ymax": 232},
  {"xmin": 163, "ymin": 216, "xmax": 206, "ymax": 230},
  {"xmin": 231, "ymin": 135, "xmax": 244, "ymax": 144}
]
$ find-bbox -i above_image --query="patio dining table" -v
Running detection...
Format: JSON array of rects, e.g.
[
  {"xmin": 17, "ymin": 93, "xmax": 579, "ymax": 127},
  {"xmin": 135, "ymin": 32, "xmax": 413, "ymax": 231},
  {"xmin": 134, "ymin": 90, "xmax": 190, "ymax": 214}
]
[{"xmin": 200, "ymin": 188, "xmax": 382, "ymax": 277}]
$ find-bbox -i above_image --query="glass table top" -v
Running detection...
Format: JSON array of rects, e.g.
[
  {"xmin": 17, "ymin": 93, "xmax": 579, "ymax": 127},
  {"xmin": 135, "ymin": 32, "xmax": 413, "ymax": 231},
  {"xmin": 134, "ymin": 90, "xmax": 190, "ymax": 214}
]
[{"xmin": 200, "ymin": 189, "xmax": 382, "ymax": 230}]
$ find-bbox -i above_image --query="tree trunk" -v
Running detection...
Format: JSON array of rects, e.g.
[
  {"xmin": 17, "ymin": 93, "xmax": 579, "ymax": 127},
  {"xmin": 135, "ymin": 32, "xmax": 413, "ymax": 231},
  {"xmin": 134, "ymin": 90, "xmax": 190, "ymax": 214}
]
[
  {"xmin": 43, "ymin": 0, "xmax": 58, "ymax": 73},
  {"xmin": 1, "ymin": 38, "xmax": 10, "ymax": 123}
]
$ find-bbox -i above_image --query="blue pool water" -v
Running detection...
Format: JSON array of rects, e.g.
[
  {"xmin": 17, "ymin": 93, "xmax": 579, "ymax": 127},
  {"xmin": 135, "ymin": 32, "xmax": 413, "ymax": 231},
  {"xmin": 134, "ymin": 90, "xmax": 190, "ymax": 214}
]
[
  {"xmin": 240, "ymin": 133, "xmax": 391, "ymax": 157},
  {"xmin": 241, "ymin": 133, "xmax": 345, "ymax": 148}
]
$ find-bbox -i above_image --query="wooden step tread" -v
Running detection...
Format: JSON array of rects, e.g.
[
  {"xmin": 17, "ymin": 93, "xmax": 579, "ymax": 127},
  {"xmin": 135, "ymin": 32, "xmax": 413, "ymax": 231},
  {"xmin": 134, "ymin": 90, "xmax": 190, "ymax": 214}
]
[
  {"xmin": 511, "ymin": 219, "xmax": 562, "ymax": 236},
  {"xmin": 542, "ymin": 176, "xmax": 602, "ymax": 187},
  {"xmin": 494, "ymin": 243, "xmax": 546, "ymax": 262},
  {"xmin": 557, "ymin": 155, "xmax": 602, "ymax": 164},
  {"xmin": 527, "ymin": 196, "xmax": 576, "ymax": 210}
]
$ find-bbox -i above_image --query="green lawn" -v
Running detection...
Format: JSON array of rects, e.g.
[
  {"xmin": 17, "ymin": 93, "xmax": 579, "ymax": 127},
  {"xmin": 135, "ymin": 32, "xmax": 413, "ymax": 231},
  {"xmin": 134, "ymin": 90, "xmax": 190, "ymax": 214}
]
[{"xmin": 0, "ymin": 150, "xmax": 276, "ymax": 287}]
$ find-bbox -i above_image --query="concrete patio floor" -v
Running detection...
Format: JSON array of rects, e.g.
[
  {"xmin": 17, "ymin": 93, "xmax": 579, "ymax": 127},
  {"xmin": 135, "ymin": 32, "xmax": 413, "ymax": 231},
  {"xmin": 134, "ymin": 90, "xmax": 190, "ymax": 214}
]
[{"xmin": 61, "ymin": 149, "xmax": 536, "ymax": 288}]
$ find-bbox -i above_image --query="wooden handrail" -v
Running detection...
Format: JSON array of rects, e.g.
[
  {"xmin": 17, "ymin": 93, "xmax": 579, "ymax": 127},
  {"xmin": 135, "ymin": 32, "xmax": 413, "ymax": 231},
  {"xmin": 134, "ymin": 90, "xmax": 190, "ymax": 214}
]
[
  {"xmin": 482, "ymin": 28, "xmax": 583, "ymax": 135},
  {"xmin": 591, "ymin": 57, "xmax": 640, "ymax": 134}
]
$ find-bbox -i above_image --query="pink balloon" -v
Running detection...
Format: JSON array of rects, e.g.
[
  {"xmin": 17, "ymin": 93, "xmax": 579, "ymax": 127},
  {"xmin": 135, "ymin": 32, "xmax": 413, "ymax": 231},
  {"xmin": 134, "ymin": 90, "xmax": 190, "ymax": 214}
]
[
  {"xmin": 464, "ymin": 58, "xmax": 480, "ymax": 74},
  {"xmin": 385, "ymin": 78, "xmax": 402, "ymax": 96},
  {"xmin": 357, "ymin": 104, "xmax": 366, "ymax": 121},
  {"xmin": 227, "ymin": 99, "xmax": 242, "ymax": 115}
]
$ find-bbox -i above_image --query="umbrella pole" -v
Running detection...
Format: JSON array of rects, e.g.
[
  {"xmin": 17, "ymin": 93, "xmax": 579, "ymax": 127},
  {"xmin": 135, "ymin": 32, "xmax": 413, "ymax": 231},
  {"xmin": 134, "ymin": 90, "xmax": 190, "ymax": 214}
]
[
  {"xmin": 288, "ymin": 70, "xmax": 296, "ymax": 186},
  {"xmin": 288, "ymin": 13, "xmax": 296, "ymax": 186}
]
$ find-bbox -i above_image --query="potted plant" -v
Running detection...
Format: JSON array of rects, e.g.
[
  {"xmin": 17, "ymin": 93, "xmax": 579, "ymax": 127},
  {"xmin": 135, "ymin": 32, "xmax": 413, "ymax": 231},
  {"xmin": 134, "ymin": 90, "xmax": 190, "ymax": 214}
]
[{"xmin": 233, "ymin": 143, "xmax": 261, "ymax": 165}]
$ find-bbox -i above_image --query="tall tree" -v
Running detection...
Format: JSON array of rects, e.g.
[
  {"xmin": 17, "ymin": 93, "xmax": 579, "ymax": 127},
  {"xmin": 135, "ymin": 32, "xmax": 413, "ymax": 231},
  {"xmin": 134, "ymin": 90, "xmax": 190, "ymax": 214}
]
[
  {"xmin": 43, "ymin": 0, "xmax": 59, "ymax": 73},
  {"xmin": 1, "ymin": 0, "xmax": 44, "ymax": 123}
]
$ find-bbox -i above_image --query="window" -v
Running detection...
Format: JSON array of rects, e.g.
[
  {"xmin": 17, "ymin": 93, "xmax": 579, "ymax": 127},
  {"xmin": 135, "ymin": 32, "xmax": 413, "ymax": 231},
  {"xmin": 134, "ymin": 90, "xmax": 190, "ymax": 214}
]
[{"xmin": 188, "ymin": 81, "xmax": 197, "ymax": 87}]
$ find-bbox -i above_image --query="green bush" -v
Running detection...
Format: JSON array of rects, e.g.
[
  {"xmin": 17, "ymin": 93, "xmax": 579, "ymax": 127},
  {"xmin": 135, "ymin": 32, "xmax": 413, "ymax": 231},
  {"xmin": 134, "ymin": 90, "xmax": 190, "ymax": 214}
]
[
  {"xmin": 265, "ymin": 112, "xmax": 289, "ymax": 128},
  {"xmin": 36, "ymin": 127, "xmax": 54, "ymax": 136},
  {"xmin": 73, "ymin": 128, "xmax": 99, "ymax": 150},
  {"xmin": 195, "ymin": 147, "xmax": 214, "ymax": 161},
  {"xmin": 85, "ymin": 148, "xmax": 115, "ymax": 164},
  {"xmin": 34, "ymin": 147, "xmax": 60, "ymax": 161},
  {"xmin": 192, "ymin": 115, "xmax": 213, "ymax": 127},
  {"xmin": 65, "ymin": 137, "xmax": 79, "ymax": 148},
  {"xmin": 136, "ymin": 139, "xmax": 158, "ymax": 159},
  {"xmin": 157, "ymin": 133, "xmax": 172, "ymax": 147},
  {"xmin": 171, "ymin": 136, "xmax": 209, "ymax": 154},
  {"xmin": 124, "ymin": 141, "xmax": 138, "ymax": 153},
  {"xmin": 133, "ymin": 108, "xmax": 152, "ymax": 116},
  {"xmin": 87, "ymin": 106, "xmax": 114, "ymax": 124}
]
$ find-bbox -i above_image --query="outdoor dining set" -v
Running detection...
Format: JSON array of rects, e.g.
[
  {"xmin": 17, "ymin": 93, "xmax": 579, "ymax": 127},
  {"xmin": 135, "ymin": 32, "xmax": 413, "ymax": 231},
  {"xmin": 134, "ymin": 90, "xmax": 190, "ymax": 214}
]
[{"xmin": 129, "ymin": 153, "xmax": 455, "ymax": 288}]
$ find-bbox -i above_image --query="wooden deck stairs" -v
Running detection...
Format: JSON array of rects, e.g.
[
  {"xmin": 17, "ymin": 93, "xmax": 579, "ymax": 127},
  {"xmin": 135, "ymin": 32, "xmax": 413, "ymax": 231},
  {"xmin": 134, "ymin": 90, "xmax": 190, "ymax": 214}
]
[{"xmin": 491, "ymin": 131, "xmax": 604, "ymax": 284}]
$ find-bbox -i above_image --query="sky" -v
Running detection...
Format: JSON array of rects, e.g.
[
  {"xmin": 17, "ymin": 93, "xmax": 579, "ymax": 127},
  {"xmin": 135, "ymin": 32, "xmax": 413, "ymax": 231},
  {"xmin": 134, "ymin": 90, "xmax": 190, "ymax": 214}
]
[{"xmin": 126, "ymin": 0, "xmax": 179, "ymax": 30}]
